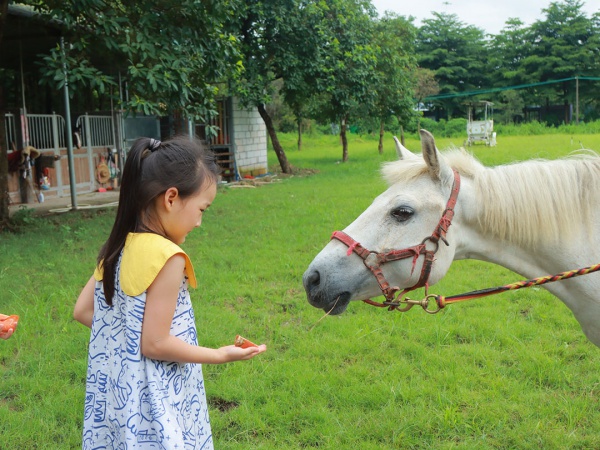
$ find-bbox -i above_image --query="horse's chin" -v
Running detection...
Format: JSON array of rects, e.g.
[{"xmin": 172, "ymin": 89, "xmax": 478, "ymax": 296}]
[{"xmin": 313, "ymin": 292, "xmax": 352, "ymax": 315}]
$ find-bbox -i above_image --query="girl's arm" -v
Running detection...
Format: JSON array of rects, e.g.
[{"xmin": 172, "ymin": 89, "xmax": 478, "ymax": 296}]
[
  {"xmin": 74, "ymin": 276, "xmax": 96, "ymax": 328},
  {"xmin": 141, "ymin": 254, "xmax": 266, "ymax": 364}
]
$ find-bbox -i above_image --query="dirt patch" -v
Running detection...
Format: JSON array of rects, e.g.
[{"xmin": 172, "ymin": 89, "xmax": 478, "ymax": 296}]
[
  {"xmin": 269, "ymin": 164, "xmax": 319, "ymax": 178},
  {"xmin": 209, "ymin": 396, "xmax": 239, "ymax": 412}
]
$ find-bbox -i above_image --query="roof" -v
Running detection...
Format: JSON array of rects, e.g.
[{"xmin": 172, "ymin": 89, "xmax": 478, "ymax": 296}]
[{"xmin": 1, "ymin": 5, "xmax": 62, "ymax": 70}]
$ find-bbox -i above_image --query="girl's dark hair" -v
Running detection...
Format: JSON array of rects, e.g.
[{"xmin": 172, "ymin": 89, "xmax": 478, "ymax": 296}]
[{"xmin": 97, "ymin": 136, "xmax": 220, "ymax": 306}]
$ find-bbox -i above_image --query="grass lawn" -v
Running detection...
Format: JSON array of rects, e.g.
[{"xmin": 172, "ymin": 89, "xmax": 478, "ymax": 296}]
[{"xmin": 2, "ymin": 130, "xmax": 600, "ymax": 449}]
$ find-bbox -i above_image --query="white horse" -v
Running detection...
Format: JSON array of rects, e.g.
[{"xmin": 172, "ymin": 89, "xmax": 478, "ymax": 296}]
[{"xmin": 303, "ymin": 130, "xmax": 600, "ymax": 347}]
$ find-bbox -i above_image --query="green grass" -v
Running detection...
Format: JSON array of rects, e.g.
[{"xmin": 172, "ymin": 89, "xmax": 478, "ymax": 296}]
[{"xmin": 3, "ymin": 131, "xmax": 600, "ymax": 449}]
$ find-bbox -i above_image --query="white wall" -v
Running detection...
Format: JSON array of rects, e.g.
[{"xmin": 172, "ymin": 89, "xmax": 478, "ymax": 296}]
[{"xmin": 231, "ymin": 97, "xmax": 268, "ymax": 177}]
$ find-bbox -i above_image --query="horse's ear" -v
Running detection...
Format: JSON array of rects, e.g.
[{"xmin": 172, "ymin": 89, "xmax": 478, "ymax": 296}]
[
  {"xmin": 420, "ymin": 129, "xmax": 452, "ymax": 181},
  {"xmin": 393, "ymin": 136, "xmax": 418, "ymax": 160}
]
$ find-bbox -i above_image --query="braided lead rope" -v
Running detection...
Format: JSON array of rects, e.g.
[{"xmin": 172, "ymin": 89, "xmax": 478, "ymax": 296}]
[
  {"xmin": 436, "ymin": 263, "xmax": 600, "ymax": 307},
  {"xmin": 366, "ymin": 263, "xmax": 600, "ymax": 314}
]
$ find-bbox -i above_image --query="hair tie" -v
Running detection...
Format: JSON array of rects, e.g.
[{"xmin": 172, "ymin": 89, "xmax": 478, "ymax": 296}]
[{"xmin": 149, "ymin": 138, "xmax": 162, "ymax": 152}]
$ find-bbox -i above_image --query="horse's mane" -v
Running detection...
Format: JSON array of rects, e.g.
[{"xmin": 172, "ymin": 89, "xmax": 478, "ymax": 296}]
[{"xmin": 383, "ymin": 148, "xmax": 600, "ymax": 248}]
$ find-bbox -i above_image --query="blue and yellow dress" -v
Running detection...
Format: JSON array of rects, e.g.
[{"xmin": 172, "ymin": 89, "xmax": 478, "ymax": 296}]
[{"xmin": 83, "ymin": 232, "xmax": 213, "ymax": 449}]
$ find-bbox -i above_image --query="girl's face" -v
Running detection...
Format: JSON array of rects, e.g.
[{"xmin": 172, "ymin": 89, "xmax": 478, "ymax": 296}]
[{"xmin": 162, "ymin": 181, "xmax": 217, "ymax": 245}]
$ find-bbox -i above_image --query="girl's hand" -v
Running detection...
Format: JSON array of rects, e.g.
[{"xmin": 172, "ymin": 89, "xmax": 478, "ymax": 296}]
[
  {"xmin": 219, "ymin": 344, "xmax": 267, "ymax": 362},
  {"xmin": 0, "ymin": 328, "xmax": 15, "ymax": 340},
  {"xmin": 0, "ymin": 314, "xmax": 18, "ymax": 340}
]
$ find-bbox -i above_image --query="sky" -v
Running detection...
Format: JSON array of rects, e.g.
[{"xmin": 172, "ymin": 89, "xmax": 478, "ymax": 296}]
[{"xmin": 370, "ymin": 0, "xmax": 599, "ymax": 35}]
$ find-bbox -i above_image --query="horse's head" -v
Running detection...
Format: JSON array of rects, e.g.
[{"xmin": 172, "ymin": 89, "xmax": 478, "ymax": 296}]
[{"xmin": 303, "ymin": 130, "xmax": 461, "ymax": 314}]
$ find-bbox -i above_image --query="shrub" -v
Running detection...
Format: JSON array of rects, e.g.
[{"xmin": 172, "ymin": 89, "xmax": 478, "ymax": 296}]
[{"xmin": 444, "ymin": 118, "xmax": 468, "ymax": 137}]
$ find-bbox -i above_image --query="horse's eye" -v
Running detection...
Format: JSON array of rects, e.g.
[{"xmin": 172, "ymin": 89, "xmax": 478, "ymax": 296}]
[{"xmin": 390, "ymin": 207, "xmax": 414, "ymax": 222}]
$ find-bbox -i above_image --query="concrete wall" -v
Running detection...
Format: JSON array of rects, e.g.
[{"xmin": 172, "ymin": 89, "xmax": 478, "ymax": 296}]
[{"xmin": 231, "ymin": 97, "xmax": 268, "ymax": 177}]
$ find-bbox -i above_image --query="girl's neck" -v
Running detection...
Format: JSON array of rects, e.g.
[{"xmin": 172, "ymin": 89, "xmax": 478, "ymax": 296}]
[{"xmin": 136, "ymin": 212, "xmax": 167, "ymax": 239}]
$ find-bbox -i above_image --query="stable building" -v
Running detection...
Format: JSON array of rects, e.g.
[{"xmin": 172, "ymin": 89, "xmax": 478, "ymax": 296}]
[{"xmin": 2, "ymin": 4, "xmax": 268, "ymax": 206}]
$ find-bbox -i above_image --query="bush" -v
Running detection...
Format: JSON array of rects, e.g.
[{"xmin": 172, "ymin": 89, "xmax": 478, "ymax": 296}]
[
  {"xmin": 10, "ymin": 206, "xmax": 36, "ymax": 226},
  {"xmin": 419, "ymin": 117, "xmax": 445, "ymax": 136},
  {"xmin": 414, "ymin": 117, "xmax": 467, "ymax": 138},
  {"xmin": 558, "ymin": 119, "xmax": 600, "ymax": 135},
  {"xmin": 495, "ymin": 119, "xmax": 600, "ymax": 136},
  {"xmin": 299, "ymin": 117, "xmax": 600, "ymax": 141},
  {"xmin": 444, "ymin": 118, "xmax": 468, "ymax": 137}
]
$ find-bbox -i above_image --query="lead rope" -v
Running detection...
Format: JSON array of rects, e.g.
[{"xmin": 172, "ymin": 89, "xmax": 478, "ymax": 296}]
[{"xmin": 378, "ymin": 263, "xmax": 600, "ymax": 314}]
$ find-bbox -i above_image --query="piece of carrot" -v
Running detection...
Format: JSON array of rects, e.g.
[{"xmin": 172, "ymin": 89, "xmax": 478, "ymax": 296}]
[
  {"xmin": 234, "ymin": 334, "xmax": 258, "ymax": 349},
  {"xmin": 0, "ymin": 315, "xmax": 19, "ymax": 337}
]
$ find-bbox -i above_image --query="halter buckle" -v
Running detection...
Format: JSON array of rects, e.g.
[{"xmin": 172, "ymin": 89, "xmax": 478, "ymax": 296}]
[{"xmin": 384, "ymin": 294, "xmax": 444, "ymax": 314}]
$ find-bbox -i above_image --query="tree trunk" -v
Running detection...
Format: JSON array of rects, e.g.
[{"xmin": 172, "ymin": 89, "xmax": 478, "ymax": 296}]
[
  {"xmin": 257, "ymin": 103, "xmax": 291, "ymax": 174},
  {"xmin": 340, "ymin": 116, "xmax": 348, "ymax": 162},
  {"xmin": 378, "ymin": 119, "xmax": 384, "ymax": 154},
  {"xmin": 0, "ymin": 0, "xmax": 11, "ymax": 226},
  {"xmin": 400, "ymin": 125, "xmax": 405, "ymax": 146},
  {"xmin": 0, "ymin": 85, "xmax": 9, "ymax": 227},
  {"xmin": 297, "ymin": 118, "xmax": 302, "ymax": 151},
  {"xmin": 172, "ymin": 108, "xmax": 185, "ymax": 136}
]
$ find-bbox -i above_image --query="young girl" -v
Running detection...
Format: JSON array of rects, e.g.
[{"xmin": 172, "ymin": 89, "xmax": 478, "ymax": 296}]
[{"xmin": 74, "ymin": 137, "xmax": 266, "ymax": 449}]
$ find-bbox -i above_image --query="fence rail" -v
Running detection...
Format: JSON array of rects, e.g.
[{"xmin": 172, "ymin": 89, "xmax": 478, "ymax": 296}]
[
  {"xmin": 78, "ymin": 114, "xmax": 115, "ymax": 148},
  {"xmin": 27, "ymin": 113, "xmax": 66, "ymax": 150},
  {"xmin": 4, "ymin": 113, "xmax": 16, "ymax": 152},
  {"xmin": 5, "ymin": 112, "xmax": 117, "ymax": 202}
]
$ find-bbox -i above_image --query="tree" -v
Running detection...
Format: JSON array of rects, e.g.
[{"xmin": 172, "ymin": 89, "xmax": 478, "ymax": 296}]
[
  {"xmin": 34, "ymin": 0, "xmax": 242, "ymax": 121},
  {"xmin": 312, "ymin": 0, "xmax": 378, "ymax": 162},
  {"xmin": 414, "ymin": 68, "xmax": 439, "ymax": 131},
  {"xmin": 488, "ymin": 18, "xmax": 534, "ymax": 88},
  {"xmin": 285, "ymin": 89, "xmax": 310, "ymax": 151},
  {"xmin": 278, "ymin": 1, "xmax": 332, "ymax": 151},
  {"xmin": 522, "ymin": 0, "xmax": 599, "ymax": 123},
  {"xmin": 416, "ymin": 12, "xmax": 489, "ymax": 119},
  {"xmin": 0, "ymin": 0, "xmax": 9, "ymax": 225},
  {"xmin": 370, "ymin": 13, "xmax": 417, "ymax": 154},
  {"xmin": 495, "ymin": 90, "xmax": 525, "ymax": 124},
  {"xmin": 233, "ymin": 0, "xmax": 304, "ymax": 174}
]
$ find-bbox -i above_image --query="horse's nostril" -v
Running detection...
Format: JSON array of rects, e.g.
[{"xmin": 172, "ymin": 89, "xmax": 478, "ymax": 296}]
[{"xmin": 306, "ymin": 270, "xmax": 320, "ymax": 290}]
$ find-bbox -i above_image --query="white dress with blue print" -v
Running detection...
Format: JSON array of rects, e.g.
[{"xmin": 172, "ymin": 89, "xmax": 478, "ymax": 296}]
[{"xmin": 82, "ymin": 255, "xmax": 213, "ymax": 449}]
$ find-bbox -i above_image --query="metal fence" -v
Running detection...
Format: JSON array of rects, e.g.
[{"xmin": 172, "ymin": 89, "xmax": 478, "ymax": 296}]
[
  {"xmin": 77, "ymin": 114, "xmax": 115, "ymax": 148},
  {"xmin": 27, "ymin": 113, "xmax": 66, "ymax": 150},
  {"xmin": 6, "ymin": 112, "xmax": 117, "ymax": 200},
  {"xmin": 4, "ymin": 113, "xmax": 16, "ymax": 152},
  {"xmin": 4, "ymin": 112, "xmax": 115, "ymax": 152}
]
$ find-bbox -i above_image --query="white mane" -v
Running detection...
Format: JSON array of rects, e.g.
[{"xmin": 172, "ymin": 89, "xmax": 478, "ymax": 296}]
[{"xmin": 382, "ymin": 149, "xmax": 600, "ymax": 248}]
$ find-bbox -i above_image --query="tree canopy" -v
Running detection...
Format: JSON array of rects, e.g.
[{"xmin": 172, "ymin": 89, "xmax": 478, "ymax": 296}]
[
  {"xmin": 417, "ymin": 0, "xmax": 600, "ymax": 123},
  {"xmin": 416, "ymin": 12, "xmax": 488, "ymax": 119},
  {"xmin": 33, "ymin": 0, "xmax": 243, "ymax": 120},
  {"xmin": 2, "ymin": 0, "xmax": 600, "ymax": 225}
]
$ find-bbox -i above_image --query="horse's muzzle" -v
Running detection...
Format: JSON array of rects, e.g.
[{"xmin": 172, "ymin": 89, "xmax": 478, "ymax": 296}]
[{"xmin": 303, "ymin": 268, "xmax": 351, "ymax": 314}]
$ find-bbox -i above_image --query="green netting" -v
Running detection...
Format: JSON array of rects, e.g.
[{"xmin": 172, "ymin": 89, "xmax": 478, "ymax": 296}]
[{"xmin": 424, "ymin": 76, "xmax": 600, "ymax": 101}]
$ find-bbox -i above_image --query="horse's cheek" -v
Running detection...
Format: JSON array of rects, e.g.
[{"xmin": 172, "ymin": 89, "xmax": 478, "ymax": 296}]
[{"xmin": 431, "ymin": 249, "xmax": 456, "ymax": 285}]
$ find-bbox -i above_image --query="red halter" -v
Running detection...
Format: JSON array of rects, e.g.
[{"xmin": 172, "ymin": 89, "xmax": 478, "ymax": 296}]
[{"xmin": 331, "ymin": 169, "xmax": 461, "ymax": 310}]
